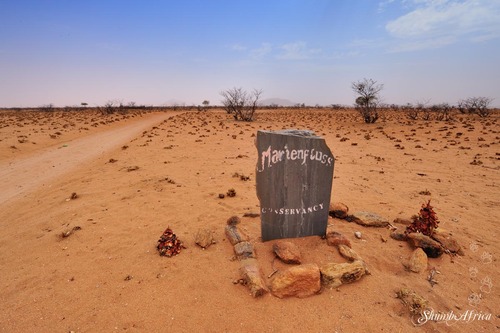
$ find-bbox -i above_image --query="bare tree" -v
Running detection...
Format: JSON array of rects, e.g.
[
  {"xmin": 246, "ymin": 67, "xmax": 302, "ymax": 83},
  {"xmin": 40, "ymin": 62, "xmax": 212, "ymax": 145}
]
[
  {"xmin": 99, "ymin": 101, "xmax": 116, "ymax": 115},
  {"xmin": 458, "ymin": 97, "xmax": 492, "ymax": 117},
  {"xmin": 351, "ymin": 78, "xmax": 383, "ymax": 123},
  {"xmin": 402, "ymin": 103, "xmax": 418, "ymax": 120},
  {"xmin": 39, "ymin": 103, "xmax": 55, "ymax": 112},
  {"xmin": 220, "ymin": 87, "xmax": 262, "ymax": 121},
  {"xmin": 431, "ymin": 103, "xmax": 453, "ymax": 121}
]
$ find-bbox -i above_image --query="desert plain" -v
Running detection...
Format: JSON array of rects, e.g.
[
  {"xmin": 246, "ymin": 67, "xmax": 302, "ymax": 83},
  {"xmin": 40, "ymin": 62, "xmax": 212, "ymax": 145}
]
[{"xmin": 0, "ymin": 107, "xmax": 498, "ymax": 332}]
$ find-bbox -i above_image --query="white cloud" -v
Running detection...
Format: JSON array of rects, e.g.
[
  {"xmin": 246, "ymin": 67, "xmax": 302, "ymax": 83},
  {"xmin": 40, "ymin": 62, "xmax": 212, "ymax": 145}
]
[
  {"xmin": 250, "ymin": 42, "xmax": 273, "ymax": 59},
  {"xmin": 378, "ymin": 0, "xmax": 396, "ymax": 12},
  {"xmin": 231, "ymin": 43, "xmax": 247, "ymax": 51},
  {"xmin": 328, "ymin": 50, "xmax": 361, "ymax": 59},
  {"xmin": 385, "ymin": 0, "xmax": 500, "ymax": 50},
  {"xmin": 276, "ymin": 41, "xmax": 322, "ymax": 60}
]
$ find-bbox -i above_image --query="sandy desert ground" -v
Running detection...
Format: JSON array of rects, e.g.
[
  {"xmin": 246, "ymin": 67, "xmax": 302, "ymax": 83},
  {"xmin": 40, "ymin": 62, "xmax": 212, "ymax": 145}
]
[{"xmin": 0, "ymin": 108, "xmax": 498, "ymax": 332}]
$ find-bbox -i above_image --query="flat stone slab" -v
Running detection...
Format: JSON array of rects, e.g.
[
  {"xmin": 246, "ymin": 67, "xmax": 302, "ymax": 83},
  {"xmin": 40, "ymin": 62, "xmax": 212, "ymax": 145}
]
[
  {"xmin": 350, "ymin": 211, "xmax": 390, "ymax": 227},
  {"xmin": 256, "ymin": 130, "xmax": 334, "ymax": 241}
]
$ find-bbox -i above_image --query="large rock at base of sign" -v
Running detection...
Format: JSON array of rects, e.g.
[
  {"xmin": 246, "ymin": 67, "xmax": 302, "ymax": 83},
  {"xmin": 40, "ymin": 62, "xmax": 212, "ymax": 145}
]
[
  {"xmin": 350, "ymin": 211, "xmax": 390, "ymax": 227},
  {"xmin": 408, "ymin": 248, "xmax": 428, "ymax": 273},
  {"xmin": 273, "ymin": 240, "xmax": 302, "ymax": 264},
  {"xmin": 320, "ymin": 261, "xmax": 367, "ymax": 289},
  {"xmin": 270, "ymin": 264, "xmax": 321, "ymax": 298}
]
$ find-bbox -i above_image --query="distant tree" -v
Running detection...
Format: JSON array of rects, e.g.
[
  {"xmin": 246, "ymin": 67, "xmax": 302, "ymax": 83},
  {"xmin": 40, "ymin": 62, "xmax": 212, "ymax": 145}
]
[
  {"xmin": 351, "ymin": 78, "xmax": 383, "ymax": 123},
  {"xmin": 431, "ymin": 103, "xmax": 453, "ymax": 121},
  {"xmin": 402, "ymin": 103, "xmax": 417, "ymax": 120},
  {"xmin": 220, "ymin": 87, "xmax": 262, "ymax": 121},
  {"xmin": 40, "ymin": 103, "xmax": 54, "ymax": 112},
  {"xmin": 81, "ymin": 102, "xmax": 88, "ymax": 107},
  {"xmin": 458, "ymin": 97, "xmax": 492, "ymax": 117},
  {"xmin": 330, "ymin": 104, "xmax": 343, "ymax": 110},
  {"xmin": 99, "ymin": 101, "xmax": 115, "ymax": 115},
  {"xmin": 198, "ymin": 100, "xmax": 210, "ymax": 112}
]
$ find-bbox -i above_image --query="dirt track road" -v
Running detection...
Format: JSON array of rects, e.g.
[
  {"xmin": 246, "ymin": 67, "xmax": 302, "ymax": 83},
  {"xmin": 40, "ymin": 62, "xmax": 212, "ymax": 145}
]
[{"xmin": 0, "ymin": 112, "xmax": 176, "ymax": 206}]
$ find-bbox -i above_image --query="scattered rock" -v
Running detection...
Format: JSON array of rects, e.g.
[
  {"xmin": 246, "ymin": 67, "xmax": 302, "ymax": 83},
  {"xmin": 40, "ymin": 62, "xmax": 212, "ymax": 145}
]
[
  {"xmin": 270, "ymin": 264, "xmax": 321, "ymax": 298},
  {"xmin": 431, "ymin": 230, "xmax": 464, "ymax": 255},
  {"xmin": 61, "ymin": 226, "xmax": 81, "ymax": 238},
  {"xmin": 218, "ymin": 193, "xmax": 225, "ymax": 199},
  {"xmin": 406, "ymin": 232, "xmax": 443, "ymax": 258},
  {"xmin": 325, "ymin": 231, "xmax": 351, "ymax": 248},
  {"xmin": 226, "ymin": 216, "xmax": 241, "ymax": 226},
  {"xmin": 195, "ymin": 228, "xmax": 214, "ymax": 249},
  {"xmin": 242, "ymin": 212, "xmax": 260, "ymax": 218},
  {"xmin": 337, "ymin": 244, "xmax": 362, "ymax": 262},
  {"xmin": 350, "ymin": 211, "xmax": 390, "ymax": 227},
  {"xmin": 70, "ymin": 192, "xmax": 78, "ymax": 200},
  {"xmin": 233, "ymin": 241, "xmax": 255, "ymax": 260},
  {"xmin": 393, "ymin": 218, "xmax": 412, "ymax": 226},
  {"xmin": 123, "ymin": 165, "xmax": 139, "ymax": 172},
  {"xmin": 226, "ymin": 188, "xmax": 236, "ymax": 197},
  {"xmin": 239, "ymin": 259, "xmax": 268, "ymax": 297},
  {"xmin": 396, "ymin": 288, "xmax": 428, "ymax": 315},
  {"xmin": 224, "ymin": 225, "xmax": 249, "ymax": 245},
  {"xmin": 354, "ymin": 231, "xmax": 362, "ymax": 239},
  {"xmin": 273, "ymin": 241, "xmax": 302, "ymax": 264},
  {"xmin": 408, "ymin": 248, "xmax": 428, "ymax": 273},
  {"xmin": 329, "ymin": 202, "xmax": 349, "ymax": 219},
  {"xmin": 427, "ymin": 267, "xmax": 440, "ymax": 287},
  {"xmin": 124, "ymin": 275, "xmax": 133, "ymax": 281},
  {"xmin": 320, "ymin": 261, "xmax": 367, "ymax": 289},
  {"xmin": 390, "ymin": 231, "xmax": 407, "ymax": 241}
]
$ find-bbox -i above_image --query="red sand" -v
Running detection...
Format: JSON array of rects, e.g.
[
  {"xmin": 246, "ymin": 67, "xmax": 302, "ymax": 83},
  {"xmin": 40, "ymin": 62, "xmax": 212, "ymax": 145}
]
[{"xmin": 0, "ymin": 108, "xmax": 498, "ymax": 332}]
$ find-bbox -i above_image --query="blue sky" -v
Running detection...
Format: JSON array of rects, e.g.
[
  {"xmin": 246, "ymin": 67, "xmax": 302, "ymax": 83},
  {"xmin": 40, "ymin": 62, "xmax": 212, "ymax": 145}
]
[{"xmin": 1, "ymin": 0, "xmax": 499, "ymax": 107}]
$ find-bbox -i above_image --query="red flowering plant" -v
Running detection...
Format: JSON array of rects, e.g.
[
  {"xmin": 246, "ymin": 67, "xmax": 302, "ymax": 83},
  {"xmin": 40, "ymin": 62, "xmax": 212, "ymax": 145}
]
[{"xmin": 405, "ymin": 200, "xmax": 439, "ymax": 236}]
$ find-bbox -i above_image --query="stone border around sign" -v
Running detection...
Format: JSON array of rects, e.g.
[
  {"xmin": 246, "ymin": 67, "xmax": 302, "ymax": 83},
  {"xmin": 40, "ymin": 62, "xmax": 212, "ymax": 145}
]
[{"xmin": 226, "ymin": 208, "xmax": 370, "ymax": 299}]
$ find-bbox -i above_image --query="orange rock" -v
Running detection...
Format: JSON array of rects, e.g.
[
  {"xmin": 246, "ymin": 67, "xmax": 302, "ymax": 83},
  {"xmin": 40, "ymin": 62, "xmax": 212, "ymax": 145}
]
[
  {"xmin": 273, "ymin": 240, "xmax": 301, "ymax": 264},
  {"xmin": 326, "ymin": 231, "xmax": 351, "ymax": 248},
  {"xmin": 409, "ymin": 248, "xmax": 428, "ymax": 273},
  {"xmin": 329, "ymin": 202, "xmax": 349, "ymax": 219},
  {"xmin": 270, "ymin": 264, "xmax": 321, "ymax": 298}
]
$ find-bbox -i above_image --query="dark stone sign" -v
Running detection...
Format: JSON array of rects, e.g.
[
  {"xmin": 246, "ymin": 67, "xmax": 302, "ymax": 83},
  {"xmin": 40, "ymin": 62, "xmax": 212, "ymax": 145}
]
[{"xmin": 256, "ymin": 130, "xmax": 334, "ymax": 241}]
